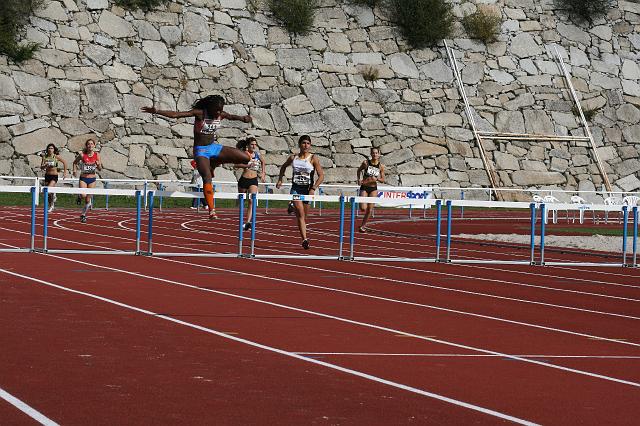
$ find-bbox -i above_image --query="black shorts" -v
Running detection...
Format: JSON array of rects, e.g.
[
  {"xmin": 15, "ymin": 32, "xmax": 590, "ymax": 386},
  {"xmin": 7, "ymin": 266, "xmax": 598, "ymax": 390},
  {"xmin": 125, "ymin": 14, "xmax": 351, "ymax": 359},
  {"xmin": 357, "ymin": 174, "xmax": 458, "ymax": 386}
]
[
  {"xmin": 290, "ymin": 184, "xmax": 311, "ymax": 204},
  {"xmin": 238, "ymin": 176, "xmax": 259, "ymax": 190},
  {"xmin": 359, "ymin": 184, "xmax": 377, "ymax": 195},
  {"xmin": 44, "ymin": 174, "xmax": 58, "ymax": 184}
]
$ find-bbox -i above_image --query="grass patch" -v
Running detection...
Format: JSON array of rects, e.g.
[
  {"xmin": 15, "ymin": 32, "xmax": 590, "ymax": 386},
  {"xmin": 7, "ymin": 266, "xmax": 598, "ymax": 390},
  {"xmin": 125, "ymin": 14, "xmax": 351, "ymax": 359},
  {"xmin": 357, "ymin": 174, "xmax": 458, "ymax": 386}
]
[
  {"xmin": 462, "ymin": 8, "xmax": 502, "ymax": 43},
  {"xmin": 267, "ymin": 0, "xmax": 319, "ymax": 35},
  {"xmin": 572, "ymin": 105, "xmax": 599, "ymax": 121},
  {"xmin": 385, "ymin": 0, "xmax": 454, "ymax": 49},
  {"xmin": 0, "ymin": 0, "xmax": 43, "ymax": 63},
  {"xmin": 361, "ymin": 66, "xmax": 380, "ymax": 82}
]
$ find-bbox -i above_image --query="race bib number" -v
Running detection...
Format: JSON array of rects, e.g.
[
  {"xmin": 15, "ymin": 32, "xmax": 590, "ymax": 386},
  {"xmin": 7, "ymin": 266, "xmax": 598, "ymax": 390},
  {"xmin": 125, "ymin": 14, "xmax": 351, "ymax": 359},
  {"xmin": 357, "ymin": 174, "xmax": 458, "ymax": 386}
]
[
  {"xmin": 248, "ymin": 159, "xmax": 261, "ymax": 171},
  {"xmin": 366, "ymin": 166, "xmax": 380, "ymax": 178},
  {"xmin": 45, "ymin": 160, "xmax": 56, "ymax": 168},
  {"xmin": 200, "ymin": 120, "xmax": 218, "ymax": 136},
  {"xmin": 293, "ymin": 174, "xmax": 310, "ymax": 186},
  {"xmin": 82, "ymin": 163, "xmax": 97, "ymax": 174}
]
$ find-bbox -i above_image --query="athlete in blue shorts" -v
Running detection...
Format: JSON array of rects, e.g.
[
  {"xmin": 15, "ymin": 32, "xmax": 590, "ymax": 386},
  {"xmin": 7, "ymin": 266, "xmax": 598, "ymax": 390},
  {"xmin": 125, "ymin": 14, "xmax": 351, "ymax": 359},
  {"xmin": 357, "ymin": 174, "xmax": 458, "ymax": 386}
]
[{"xmin": 142, "ymin": 95, "xmax": 251, "ymax": 219}]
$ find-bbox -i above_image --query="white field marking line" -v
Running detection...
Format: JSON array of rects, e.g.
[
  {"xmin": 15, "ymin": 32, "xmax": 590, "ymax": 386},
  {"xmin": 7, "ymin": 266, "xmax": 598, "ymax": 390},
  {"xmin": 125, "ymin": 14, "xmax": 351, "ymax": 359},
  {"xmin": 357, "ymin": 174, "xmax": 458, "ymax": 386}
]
[
  {"xmin": 7, "ymin": 210, "xmax": 640, "ymax": 318},
  {"xmin": 215, "ymin": 214, "xmax": 640, "ymax": 285},
  {"xmin": 457, "ymin": 263, "xmax": 640, "ymax": 290},
  {"xmin": 120, "ymin": 217, "xmax": 640, "ymax": 303},
  {"xmin": 0, "ymin": 387, "xmax": 59, "ymax": 426},
  {"xmin": 294, "ymin": 353, "xmax": 640, "ymax": 359},
  {"xmin": 1, "ymin": 230, "xmax": 640, "ymax": 358},
  {"xmin": 361, "ymin": 218, "xmax": 639, "ymax": 279},
  {"xmin": 0, "ymin": 267, "xmax": 538, "ymax": 426},
  {"xmin": 9, "ymin": 254, "xmax": 640, "ymax": 390},
  {"xmin": 170, "ymin": 215, "xmax": 640, "ymax": 294},
  {"xmin": 49, "ymin": 217, "xmax": 640, "ymax": 318}
]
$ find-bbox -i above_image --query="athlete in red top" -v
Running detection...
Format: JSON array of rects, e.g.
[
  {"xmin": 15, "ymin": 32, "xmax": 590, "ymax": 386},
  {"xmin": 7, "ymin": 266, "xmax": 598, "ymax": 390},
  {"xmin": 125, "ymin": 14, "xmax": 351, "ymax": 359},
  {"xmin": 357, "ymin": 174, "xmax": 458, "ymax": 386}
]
[{"xmin": 72, "ymin": 139, "xmax": 102, "ymax": 223}]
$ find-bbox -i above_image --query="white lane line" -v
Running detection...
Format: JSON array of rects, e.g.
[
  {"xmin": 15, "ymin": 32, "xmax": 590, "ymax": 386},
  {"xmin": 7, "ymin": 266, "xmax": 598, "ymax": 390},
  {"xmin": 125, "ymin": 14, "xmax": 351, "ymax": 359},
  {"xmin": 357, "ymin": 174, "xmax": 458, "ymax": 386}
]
[
  {"xmin": 0, "ymin": 267, "xmax": 538, "ymax": 426},
  {"xmin": 9, "ymin": 252, "xmax": 640, "ymax": 389},
  {"xmin": 13, "ymin": 207, "xmax": 640, "ymax": 286},
  {"xmin": 118, "ymin": 217, "xmax": 640, "ymax": 305},
  {"xmin": 1, "ymin": 222, "xmax": 639, "ymax": 350},
  {"xmin": 0, "ymin": 387, "xmax": 59, "ymax": 426},
  {"xmin": 47, "ymin": 218, "xmax": 640, "ymax": 321},
  {"xmin": 146, "ymin": 214, "xmax": 640, "ymax": 295},
  {"xmin": 294, "ymin": 353, "xmax": 640, "ymax": 359}
]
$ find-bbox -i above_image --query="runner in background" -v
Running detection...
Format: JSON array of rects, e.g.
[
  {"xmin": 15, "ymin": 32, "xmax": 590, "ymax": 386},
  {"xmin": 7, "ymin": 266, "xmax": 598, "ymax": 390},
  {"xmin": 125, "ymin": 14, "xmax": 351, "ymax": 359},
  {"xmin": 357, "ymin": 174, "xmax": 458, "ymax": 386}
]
[
  {"xmin": 276, "ymin": 135, "xmax": 324, "ymax": 249},
  {"xmin": 235, "ymin": 136, "xmax": 266, "ymax": 230},
  {"xmin": 73, "ymin": 139, "xmax": 102, "ymax": 223},
  {"xmin": 142, "ymin": 95, "xmax": 251, "ymax": 220},
  {"xmin": 356, "ymin": 147, "xmax": 385, "ymax": 232},
  {"xmin": 40, "ymin": 143, "xmax": 68, "ymax": 213}
]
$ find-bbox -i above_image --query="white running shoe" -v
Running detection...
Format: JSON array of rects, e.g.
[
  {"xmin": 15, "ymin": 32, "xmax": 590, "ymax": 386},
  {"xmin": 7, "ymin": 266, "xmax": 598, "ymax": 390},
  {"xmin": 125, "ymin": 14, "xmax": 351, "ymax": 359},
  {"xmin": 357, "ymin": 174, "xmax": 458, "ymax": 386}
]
[{"xmin": 48, "ymin": 205, "xmax": 54, "ymax": 213}]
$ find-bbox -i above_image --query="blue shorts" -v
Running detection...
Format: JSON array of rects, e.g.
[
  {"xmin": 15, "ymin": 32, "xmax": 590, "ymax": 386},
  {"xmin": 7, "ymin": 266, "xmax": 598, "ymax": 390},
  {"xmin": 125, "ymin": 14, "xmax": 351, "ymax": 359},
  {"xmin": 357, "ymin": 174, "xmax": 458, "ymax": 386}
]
[
  {"xmin": 194, "ymin": 144, "xmax": 223, "ymax": 159},
  {"xmin": 80, "ymin": 176, "xmax": 96, "ymax": 185},
  {"xmin": 290, "ymin": 184, "xmax": 310, "ymax": 204}
]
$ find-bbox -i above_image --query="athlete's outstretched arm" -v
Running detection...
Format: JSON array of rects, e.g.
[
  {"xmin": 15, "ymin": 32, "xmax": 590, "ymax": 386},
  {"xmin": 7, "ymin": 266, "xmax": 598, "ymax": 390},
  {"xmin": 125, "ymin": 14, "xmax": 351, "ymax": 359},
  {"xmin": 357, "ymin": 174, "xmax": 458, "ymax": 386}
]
[
  {"xmin": 221, "ymin": 110, "xmax": 252, "ymax": 123},
  {"xmin": 141, "ymin": 106, "xmax": 199, "ymax": 119}
]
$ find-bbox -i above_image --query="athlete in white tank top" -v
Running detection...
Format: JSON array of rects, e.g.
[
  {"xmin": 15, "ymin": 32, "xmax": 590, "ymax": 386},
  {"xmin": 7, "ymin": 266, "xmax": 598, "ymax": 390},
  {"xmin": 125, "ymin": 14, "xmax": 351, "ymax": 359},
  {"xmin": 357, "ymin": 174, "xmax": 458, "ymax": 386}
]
[{"xmin": 276, "ymin": 135, "xmax": 325, "ymax": 250}]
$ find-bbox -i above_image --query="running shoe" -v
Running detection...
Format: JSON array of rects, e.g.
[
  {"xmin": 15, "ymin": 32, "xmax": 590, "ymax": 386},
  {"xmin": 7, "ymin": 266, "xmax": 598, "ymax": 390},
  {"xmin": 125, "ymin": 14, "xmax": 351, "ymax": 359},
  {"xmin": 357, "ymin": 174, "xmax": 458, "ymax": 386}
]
[
  {"xmin": 287, "ymin": 202, "xmax": 295, "ymax": 215},
  {"xmin": 80, "ymin": 214, "xmax": 87, "ymax": 223},
  {"xmin": 358, "ymin": 226, "xmax": 366, "ymax": 233},
  {"xmin": 302, "ymin": 239, "xmax": 309, "ymax": 250},
  {"xmin": 76, "ymin": 195, "xmax": 82, "ymax": 205},
  {"xmin": 208, "ymin": 209, "xmax": 218, "ymax": 220},
  {"xmin": 243, "ymin": 222, "xmax": 252, "ymax": 231},
  {"xmin": 48, "ymin": 205, "xmax": 54, "ymax": 213}
]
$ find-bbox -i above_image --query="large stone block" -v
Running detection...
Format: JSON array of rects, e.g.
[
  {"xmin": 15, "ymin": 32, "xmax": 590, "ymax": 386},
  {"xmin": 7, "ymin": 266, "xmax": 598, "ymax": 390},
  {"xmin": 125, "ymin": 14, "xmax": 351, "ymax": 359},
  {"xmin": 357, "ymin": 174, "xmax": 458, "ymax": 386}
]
[
  {"xmin": 0, "ymin": 75, "xmax": 19, "ymax": 99},
  {"xmin": 277, "ymin": 49, "xmax": 312, "ymax": 69},
  {"xmin": 51, "ymin": 88, "xmax": 80, "ymax": 117},
  {"xmin": 14, "ymin": 128, "xmax": 67, "ymax": 155},
  {"xmin": 412, "ymin": 142, "xmax": 449, "ymax": 157},
  {"xmin": 511, "ymin": 171, "xmax": 567, "ymax": 185},
  {"xmin": 290, "ymin": 113, "xmax": 324, "ymax": 134},
  {"xmin": 321, "ymin": 109, "xmax": 356, "ymax": 132},
  {"xmin": 183, "ymin": 12, "xmax": 210, "ymax": 42},
  {"xmin": 100, "ymin": 146, "xmax": 128, "ymax": 173},
  {"xmin": 99, "ymin": 11, "xmax": 134, "ymax": 38},
  {"xmin": 86, "ymin": 83, "xmax": 121, "ymax": 114},
  {"xmin": 12, "ymin": 72, "xmax": 53, "ymax": 94}
]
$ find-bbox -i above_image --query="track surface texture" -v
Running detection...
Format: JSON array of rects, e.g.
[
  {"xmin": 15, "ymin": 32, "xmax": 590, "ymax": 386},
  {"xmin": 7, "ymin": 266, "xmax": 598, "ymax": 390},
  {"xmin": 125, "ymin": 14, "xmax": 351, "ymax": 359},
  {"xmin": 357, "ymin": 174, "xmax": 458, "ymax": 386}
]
[{"xmin": 1, "ymin": 205, "xmax": 639, "ymax": 425}]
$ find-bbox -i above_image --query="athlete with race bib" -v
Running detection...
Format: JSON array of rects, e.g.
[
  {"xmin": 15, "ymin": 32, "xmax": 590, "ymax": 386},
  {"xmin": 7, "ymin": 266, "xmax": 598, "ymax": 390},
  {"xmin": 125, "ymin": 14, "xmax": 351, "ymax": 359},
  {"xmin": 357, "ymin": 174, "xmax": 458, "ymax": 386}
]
[
  {"xmin": 142, "ymin": 95, "xmax": 251, "ymax": 220},
  {"xmin": 40, "ymin": 143, "xmax": 68, "ymax": 213},
  {"xmin": 276, "ymin": 135, "xmax": 324, "ymax": 250},
  {"xmin": 235, "ymin": 136, "xmax": 266, "ymax": 230},
  {"xmin": 356, "ymin": 147, "xmax": 385, "ymax": 232},
  {"xmin": 73, "ymin": 139, "xmax": 102, "ymax": 223}
]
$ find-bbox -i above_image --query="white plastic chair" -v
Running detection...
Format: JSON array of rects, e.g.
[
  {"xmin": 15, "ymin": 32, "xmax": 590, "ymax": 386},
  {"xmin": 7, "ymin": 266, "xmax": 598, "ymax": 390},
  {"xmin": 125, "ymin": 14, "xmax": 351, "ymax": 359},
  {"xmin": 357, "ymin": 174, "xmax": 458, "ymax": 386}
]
[
  {"xmin": 570, "ymin": 195, "xmax": 592, "ymax": 224},
  {"xmin": 603, "ymin": 196, "xmax": 622, "ymax": 223},
  {"xmin": 622, "ymin": 195, "xmax": 640, "ymax": 207},
  {"xmin": 543, "ymin": 195, "xmax": 562, "ymax": 223}
]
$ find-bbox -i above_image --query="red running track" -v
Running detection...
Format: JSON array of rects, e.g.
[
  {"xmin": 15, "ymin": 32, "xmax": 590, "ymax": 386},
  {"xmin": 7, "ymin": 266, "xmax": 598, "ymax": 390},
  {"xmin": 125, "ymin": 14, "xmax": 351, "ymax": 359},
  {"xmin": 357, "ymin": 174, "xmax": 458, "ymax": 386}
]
[{"xmin": 1, "ymin": 206, "xmax": 639, "ymax": 425}]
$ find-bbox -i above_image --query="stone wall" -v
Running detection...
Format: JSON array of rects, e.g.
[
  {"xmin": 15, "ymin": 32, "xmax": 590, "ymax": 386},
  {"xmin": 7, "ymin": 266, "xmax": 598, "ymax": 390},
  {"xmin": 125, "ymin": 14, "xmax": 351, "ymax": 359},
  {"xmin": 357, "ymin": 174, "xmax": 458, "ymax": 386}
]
[{"xmin": 1, "ymin": 0, "xmax": 639, "ymax": 199}]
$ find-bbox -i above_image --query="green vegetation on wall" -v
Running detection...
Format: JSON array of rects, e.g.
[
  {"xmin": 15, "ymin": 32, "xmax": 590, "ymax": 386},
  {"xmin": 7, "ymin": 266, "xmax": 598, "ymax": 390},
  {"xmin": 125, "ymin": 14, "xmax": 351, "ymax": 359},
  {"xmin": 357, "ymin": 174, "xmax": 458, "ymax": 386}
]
[
  {"xmin": 462, "ymin": 8, "xmax": 502, "ymax": 44},
  {"xmin": 556, "ymin": 0, "xmax": 613, "ymax": 23},
  {"xmin": 0, "ymin": 0, "xmax": 43, "ymax": 63},
  {"xmin": 385, "ymin": 0, "xmax": 454, "ymax": 49},
  {"xmin": 115, "ymin": 0, "xmax": 171, "ymax": 11},
  {"xmin": 268, "ymin": 0, "xmax": 319, "ymax": 36}
]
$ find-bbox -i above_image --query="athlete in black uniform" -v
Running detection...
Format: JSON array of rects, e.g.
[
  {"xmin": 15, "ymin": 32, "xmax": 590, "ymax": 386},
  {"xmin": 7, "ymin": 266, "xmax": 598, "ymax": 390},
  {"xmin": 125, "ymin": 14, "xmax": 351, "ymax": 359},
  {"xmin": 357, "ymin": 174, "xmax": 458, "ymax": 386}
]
[{"xmin": 356, "ymin": 147, "xmax": 385, "ymax": 232}]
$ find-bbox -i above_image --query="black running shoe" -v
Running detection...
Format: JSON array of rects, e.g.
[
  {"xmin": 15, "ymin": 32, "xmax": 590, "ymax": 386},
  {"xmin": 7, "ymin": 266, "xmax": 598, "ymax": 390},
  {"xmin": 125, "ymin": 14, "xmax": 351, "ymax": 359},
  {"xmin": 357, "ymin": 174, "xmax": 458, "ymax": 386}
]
[
  {"xmin": 302, "ymin": 239, "xmax": 309, "ymax": 250},
  {"xmin": 287, "ymin": 202, "xmax": 295, "ymax": 215},
  {"xmin": 243, "ymin": 222, "xmax": 252, "ymax": 231},
  {"xmin": 80, "ymin": 215, "xmax": 87, "ymax": 223}
]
